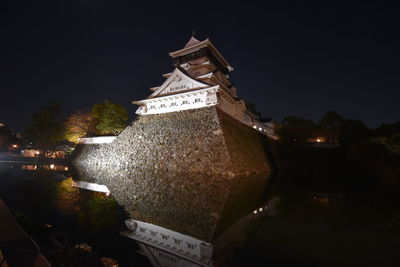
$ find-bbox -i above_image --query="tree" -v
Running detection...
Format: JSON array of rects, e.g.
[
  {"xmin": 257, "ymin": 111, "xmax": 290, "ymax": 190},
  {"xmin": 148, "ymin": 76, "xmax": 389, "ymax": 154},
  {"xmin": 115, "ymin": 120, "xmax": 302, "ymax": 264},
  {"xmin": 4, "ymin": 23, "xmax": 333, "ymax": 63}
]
[
  {"xmin": 245, "ymin": 101, "xmax": 261, "ymax": 118},
  {"xmin": 319, "ymin": 111, "xmax": 343, "ymax": 143},
  {"xmin": 277, "ymin": 116, "xmax": 319, "ymax": 143},
  {"xmin": 23, "ymin": 102, "xmax": 64, "ymax": 150},
  {"xmin": 90, "ymin": 100, "xmax": 129, "ymax": 135},
  {"xmin": 64, "ymin": 111, "xmax": 96, "ymax": 143},
  {"xmin": 371, "ymin": 135, "xmax": 400, "ymax": 155},
  {"xmin": 0, "ymin": 125, "xmax": 12, "ymax": 150},
  {"xmin": 372, "ymin": 121, "xmax": 400, "ymax": 137},
  {"xmin": 337, "ymin": 119, "xmax": 370, "ymax": 146}
]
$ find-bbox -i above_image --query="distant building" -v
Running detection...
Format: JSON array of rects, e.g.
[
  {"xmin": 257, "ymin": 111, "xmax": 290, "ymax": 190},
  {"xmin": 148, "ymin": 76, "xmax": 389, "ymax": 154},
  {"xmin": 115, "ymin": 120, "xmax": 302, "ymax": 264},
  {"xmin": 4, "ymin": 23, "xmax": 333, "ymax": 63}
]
[{"xmin": 133, "ymin": 36, "xmax": 277, "ymax": 139}]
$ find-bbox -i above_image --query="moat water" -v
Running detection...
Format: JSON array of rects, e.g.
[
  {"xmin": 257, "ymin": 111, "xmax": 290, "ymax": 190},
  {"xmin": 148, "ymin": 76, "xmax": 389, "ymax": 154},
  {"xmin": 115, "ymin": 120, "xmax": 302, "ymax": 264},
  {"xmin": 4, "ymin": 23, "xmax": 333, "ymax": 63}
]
[{"xmin": 0, "ymin": 162, "xmax": 399, "ymax": 266}]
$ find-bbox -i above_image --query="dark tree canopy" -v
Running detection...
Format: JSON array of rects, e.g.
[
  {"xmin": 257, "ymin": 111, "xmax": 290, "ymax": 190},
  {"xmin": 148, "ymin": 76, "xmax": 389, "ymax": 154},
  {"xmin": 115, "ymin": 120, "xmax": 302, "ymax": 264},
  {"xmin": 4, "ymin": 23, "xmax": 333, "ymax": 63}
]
[
  {"xmin": 277, "ymin": 116, "xmax": 319, "ymax": 143},
  {"xmin": 245, "ymin": 101, "xmax": 261, "ymax": 118},
  {"xmin": 319, "ymin": 111, "xmax": 344, "ymax": 143},
  {"xmin": 319, "ymin": 111, "xmax": 343, "ymax": 129},
  {"xmin": 23, "ymin": 102, "xmax": 65, "ymax": 150},
  {"xmin": 373, "ymin": 121, "xmax": 400, "ymax": 137},
  {"xmin": 337, "ymin": 119, "xmax": 370, "ymax": 146},
  {"xmin": 0, "ymin": 125, "xmax": 13, "ymax": 150}
]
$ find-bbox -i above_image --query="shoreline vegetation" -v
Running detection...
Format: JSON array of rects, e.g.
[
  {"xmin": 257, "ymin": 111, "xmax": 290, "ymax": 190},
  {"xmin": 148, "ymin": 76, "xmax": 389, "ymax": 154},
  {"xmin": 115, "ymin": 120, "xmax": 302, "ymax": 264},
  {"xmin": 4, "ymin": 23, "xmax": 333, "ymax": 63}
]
[{"xmin": 270, "ymin": 140, "xmax": 400, "ymax": 191}]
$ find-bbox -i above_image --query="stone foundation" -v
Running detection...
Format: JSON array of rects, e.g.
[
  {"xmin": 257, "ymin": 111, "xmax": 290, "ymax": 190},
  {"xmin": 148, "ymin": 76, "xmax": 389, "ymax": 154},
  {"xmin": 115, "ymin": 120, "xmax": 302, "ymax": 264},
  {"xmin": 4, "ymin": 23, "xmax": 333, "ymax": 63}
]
[{"xmin": 72, "ymin": 107, "xmax": 270, "ymax": 176}]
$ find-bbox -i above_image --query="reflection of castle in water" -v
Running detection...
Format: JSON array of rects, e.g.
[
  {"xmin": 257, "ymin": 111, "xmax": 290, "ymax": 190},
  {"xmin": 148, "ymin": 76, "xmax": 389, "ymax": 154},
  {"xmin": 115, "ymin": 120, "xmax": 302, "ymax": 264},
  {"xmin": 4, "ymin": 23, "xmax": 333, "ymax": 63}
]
[
  {"xmin": 72, "ymin": 35, "xmax": 277, "ymax": 266},
  {"xmin": 72, "ymin": 166, "xmax": 278, "ymax": 266}
]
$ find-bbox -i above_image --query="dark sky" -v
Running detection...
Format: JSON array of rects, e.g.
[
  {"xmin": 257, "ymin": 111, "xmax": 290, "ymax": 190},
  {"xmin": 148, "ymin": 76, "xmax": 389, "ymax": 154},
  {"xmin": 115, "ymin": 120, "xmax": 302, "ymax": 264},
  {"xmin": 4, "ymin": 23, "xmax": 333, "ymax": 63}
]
[{"xmin": 1, "ymin": 0, "xmax": 399, "ymax": 132}]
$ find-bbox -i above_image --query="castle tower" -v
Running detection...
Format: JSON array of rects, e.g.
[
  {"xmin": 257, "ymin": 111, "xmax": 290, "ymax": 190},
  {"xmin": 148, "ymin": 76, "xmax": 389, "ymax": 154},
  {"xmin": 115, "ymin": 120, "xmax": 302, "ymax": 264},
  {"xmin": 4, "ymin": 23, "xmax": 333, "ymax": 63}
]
[
  {"xmin": 74, "ymin": 35, "xmax": 274, "ymax": 175},
  {"xmin": 133, "ymin": 36, "xmax": 274, "ymax": 137},
  {"xmin": 72, "ymin": 37, "xmax": 277, "ymax": 265}
]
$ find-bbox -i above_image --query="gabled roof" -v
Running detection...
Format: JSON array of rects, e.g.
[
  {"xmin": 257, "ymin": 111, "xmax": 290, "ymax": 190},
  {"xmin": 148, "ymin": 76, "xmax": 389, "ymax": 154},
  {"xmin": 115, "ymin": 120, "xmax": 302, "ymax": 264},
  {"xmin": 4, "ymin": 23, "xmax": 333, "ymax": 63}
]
[{"xmin": 148, "ymin": 68, "xmax": 209, "ymax": 98}]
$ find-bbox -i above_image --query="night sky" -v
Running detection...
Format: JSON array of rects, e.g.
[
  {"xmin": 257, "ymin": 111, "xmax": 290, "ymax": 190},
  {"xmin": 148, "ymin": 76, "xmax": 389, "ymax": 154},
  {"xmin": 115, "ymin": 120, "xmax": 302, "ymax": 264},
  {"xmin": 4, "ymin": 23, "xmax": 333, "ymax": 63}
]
[{"xmin": 1, "ymin": 0, "xmax": 399, "ymax": 132}]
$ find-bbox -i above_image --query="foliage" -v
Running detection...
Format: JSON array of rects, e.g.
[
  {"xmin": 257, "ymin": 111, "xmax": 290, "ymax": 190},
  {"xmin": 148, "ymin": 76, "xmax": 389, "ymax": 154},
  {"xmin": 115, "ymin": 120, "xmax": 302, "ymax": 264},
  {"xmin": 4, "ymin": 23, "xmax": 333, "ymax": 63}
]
[
  {"xmin": 372, "ymin": 121, "xmax": 400, "ymax": 137},
  {"xmin": 277, "ymin": 116, "xmax": 320, "ymax": 143},
  {"xmin": 64, "ymin": 111, "xmax": 96, "ymax": 143},
  {"xmin": 54, "ymin": 178, "xmax": 123, "ymax": 233},
  {"xmin": 78, "ymin": 196, "xmax": 122, "ymax": 233},
  {"xmin": 23, "ymin": 102, "xmax": 65, "ymax": 150},
  {"xmin": 276, "ymin": 111, "xmax": 376, "ymax": 147},
  {"xmin": 370, "ymin": 135, "xmax": 400, "ymax": 155},
  {"xmin": 62, "ymin": 100, "xmax": 129, "ymax": 141},
  {"xmin": 319, "ymin": 111, "xmax": 343, "ymax": 143},
  {"xmin": 319, "ymin": 111, "xmax": 343, "ymax": 129},
  {"xmin": 337, "ymin": 119, "xmax": 370, "ymax": 146},
  {"xmin": 245, "ymin": 101, "xmax": 261, "ymax": 118},
  {"xmin": 90, "ymin": 100, "xmax": 129, "ymax": 135},
  {"xmin": 0, "ymin": 125, "xmax": 12, "ymax": 149}
]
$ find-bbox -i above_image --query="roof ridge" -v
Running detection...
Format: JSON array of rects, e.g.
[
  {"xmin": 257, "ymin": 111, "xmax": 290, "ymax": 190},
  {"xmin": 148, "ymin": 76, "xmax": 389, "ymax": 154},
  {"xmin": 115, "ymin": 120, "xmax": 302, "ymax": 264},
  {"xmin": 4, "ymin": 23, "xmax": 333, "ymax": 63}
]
[{"xmin": 183, "ymin": 36, "xmax": 202, "ymax": 48}]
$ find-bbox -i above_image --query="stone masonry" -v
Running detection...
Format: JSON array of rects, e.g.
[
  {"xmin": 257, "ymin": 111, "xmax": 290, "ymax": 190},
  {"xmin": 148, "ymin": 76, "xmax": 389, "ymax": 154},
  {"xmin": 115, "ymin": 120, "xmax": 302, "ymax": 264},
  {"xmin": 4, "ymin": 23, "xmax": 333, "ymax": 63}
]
[
  {"xmin": 72, "ymin": 106, "xmax": 270, "ymax": 176},
  {"xmin": 71, "ymin": 106, "xmax": 273, "ymax": 241}
]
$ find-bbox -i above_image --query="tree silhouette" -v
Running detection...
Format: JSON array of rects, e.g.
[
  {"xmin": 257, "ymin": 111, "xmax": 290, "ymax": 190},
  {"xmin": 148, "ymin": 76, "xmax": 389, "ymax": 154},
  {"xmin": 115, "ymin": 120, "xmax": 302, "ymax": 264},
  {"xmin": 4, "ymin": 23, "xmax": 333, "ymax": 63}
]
[
  {"xmin": 337, "ymin": 119, "xmax": 370, "ymax": 146},
  {"xmin": 23, "ymin": 102, "xmax": 64, "ymax": 151},
  {"xmin": 277, "ymin": 116, "xmax": 319, "ymax": 143},
  {"xmin": 319, "ymin": 111, "xmax": 343, "ymax": 143}
]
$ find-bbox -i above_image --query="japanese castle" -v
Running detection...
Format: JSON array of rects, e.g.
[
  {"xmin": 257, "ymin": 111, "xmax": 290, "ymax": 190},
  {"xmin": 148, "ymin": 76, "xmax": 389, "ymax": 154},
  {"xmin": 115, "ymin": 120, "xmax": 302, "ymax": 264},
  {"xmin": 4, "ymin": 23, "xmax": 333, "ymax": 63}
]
[
  {"xmin": 133, "ymin": 36, "xmax": 275, "ymax": 138},
  {"xmin": 73, "ymin": 35, "xmax": 277, "ymax": 267}
]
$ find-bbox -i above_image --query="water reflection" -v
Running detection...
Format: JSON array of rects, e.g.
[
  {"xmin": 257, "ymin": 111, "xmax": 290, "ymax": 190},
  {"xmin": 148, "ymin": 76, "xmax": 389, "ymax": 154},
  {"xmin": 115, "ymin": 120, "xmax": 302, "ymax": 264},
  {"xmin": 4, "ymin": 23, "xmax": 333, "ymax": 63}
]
[
  {"xmin": 1, "ymin": 161, "xmax": 400, "ymax": 266},
  {"xmin": 71, "ymin": 165, "xmax": 272, "ymax": 266},
  {"xmin": 0, "ymin": 163, "xmax": 129, "ymax": 266},
  {"xmin": 236, "ymin": 189, "xmax": 400, "ymax": 267},
  {"xmin": 20, "ymin": 164, "xmax": 69, "ymax": 171}
]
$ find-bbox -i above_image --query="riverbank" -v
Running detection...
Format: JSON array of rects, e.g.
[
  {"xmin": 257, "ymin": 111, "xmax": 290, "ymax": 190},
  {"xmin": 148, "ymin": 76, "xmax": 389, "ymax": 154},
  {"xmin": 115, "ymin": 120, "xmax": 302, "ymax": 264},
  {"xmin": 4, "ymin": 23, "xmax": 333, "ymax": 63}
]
[
  {"xmin": 0, "ymin": 198, "xmax": 51, "ymax": 267},
  {"xmin": 269, "ymin": 140, "xmax": 400, "ymax": 191}
]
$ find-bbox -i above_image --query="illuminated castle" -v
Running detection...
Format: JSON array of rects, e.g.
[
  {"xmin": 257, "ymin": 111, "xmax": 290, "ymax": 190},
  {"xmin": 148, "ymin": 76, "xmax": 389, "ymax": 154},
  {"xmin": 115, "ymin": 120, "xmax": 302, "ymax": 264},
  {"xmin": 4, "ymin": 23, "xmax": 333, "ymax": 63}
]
[
  {"xmin": 73, "ymin": 35, "xmax": 278, "ymax": 267},
  {"xmin": 133, "ymin": 36, "xmax": 275, "ymax": 138}
]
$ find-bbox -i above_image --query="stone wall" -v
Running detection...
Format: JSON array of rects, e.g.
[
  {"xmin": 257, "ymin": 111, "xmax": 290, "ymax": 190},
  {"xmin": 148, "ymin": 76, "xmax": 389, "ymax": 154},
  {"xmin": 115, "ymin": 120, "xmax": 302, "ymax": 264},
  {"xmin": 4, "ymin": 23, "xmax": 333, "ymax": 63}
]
[
  {"xmin": 72, "ymin": 106, "xmax": 270, "ymax": 176},
  {"xmin": 71, "ymin": 107, "xmax": 273, "ymax": 241}
]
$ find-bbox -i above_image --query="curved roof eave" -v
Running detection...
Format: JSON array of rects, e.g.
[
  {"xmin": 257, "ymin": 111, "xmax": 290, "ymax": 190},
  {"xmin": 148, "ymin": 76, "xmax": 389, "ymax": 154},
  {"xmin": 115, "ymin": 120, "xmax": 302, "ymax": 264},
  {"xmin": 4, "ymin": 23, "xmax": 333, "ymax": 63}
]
[{"xmin": 169, "ymin": 39, "xmax": 233, "ymax": 71}]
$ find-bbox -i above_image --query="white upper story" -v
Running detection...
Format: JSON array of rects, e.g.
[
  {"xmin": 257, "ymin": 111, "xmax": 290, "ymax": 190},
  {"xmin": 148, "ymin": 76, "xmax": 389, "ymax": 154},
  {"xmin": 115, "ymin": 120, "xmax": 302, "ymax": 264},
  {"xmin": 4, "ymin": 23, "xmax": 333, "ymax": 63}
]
[{"xmin": 134, "ymin": 68, "xmax": 220, "ymax": 115}]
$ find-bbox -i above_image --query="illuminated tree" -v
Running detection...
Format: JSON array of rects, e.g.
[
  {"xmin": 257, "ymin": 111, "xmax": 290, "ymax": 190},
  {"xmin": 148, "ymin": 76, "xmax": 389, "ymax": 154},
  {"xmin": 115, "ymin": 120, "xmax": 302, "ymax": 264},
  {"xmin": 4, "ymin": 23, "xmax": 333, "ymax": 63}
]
[
  {"xmin": 64, "ymin": 111, "xmax": 96, "ymax": 143},
  {"xmin": 54, "ymin": 177, "xmax": 81, "ymax": 215},
  {"xmin": 55, "ymin": 178, "xmax": 123, "ymax": 233},
  {"xmin": 90, "ymin": 100, "xmax": 129, "ymax": 135}
]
